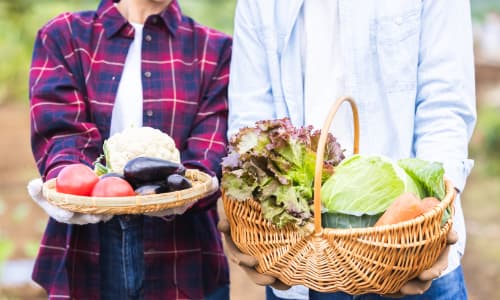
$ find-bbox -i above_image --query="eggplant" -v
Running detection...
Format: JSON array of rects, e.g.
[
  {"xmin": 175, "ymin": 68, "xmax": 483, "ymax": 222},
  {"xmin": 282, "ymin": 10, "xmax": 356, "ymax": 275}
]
[
  {"xmin": 135, "ymin": 184, "xmax": 168, "ymax": 195},
  {"xmin": 124, "ymin": 157, "xmax": 186, "ymax": 185},
  {"xmin": 100, "ymin": 172, "xmax": 125, "ymax": 179},
  {"xmin": 166, "ymin": 174, "xmax": 192, "ymax": 192}
]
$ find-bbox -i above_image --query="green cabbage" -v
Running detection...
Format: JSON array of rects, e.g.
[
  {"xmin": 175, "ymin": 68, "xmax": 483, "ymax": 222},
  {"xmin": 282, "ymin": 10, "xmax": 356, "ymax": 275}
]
[
  {"xmin": 321, "ymin": 155, "xmax": 448, "ymax": 228},
  {"xmin": 397, "ymin": 158, "xmax": 446, "ymax": 200},
  {"xmin": 321, "ymin": 155, "xmax": 423, "ymax": 216}
]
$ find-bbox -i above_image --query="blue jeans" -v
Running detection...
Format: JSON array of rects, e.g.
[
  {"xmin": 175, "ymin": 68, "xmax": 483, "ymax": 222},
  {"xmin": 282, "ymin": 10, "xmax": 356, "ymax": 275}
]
[
  {"xmin": 99, "ymin": 215, "xmax": 145, "ymax": 300},
  {"xmin": 266, "ymin": 266, "xmax": 467, "ymax": 300},
  {"xmin": 205, "ymin": 284, "xmax": 230, "ymax": 300},
  {"xmin": 99, "ymin": 215, "xmax": 230, "ymax": 300}
]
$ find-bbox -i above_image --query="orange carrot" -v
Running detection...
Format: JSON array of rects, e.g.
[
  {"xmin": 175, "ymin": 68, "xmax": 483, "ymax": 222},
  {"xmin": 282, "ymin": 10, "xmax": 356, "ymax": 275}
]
[
  {"xmin": 374, "ymin": 192, "xmax": 425, "ymax": 226},
  {"xmin": 421, "ymin": 197, "xmax": 440, "ymax": 213}
]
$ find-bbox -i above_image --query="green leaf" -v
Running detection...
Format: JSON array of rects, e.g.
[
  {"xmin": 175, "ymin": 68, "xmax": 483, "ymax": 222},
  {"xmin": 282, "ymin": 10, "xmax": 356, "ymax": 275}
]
[
  {"xmin": 322, "ymin": 212, "xmax": 383, "ymax": 229},
  {"xmin": 221, "ymin": 172, "xmax": 255, "ymax": 201},
  {"xmin": 221, "ymin": 118, "xmax": 344, "ymax": 228},
  {"xmin": 397, "ymin": 158, "xmax": 446, "ymax": 200}
]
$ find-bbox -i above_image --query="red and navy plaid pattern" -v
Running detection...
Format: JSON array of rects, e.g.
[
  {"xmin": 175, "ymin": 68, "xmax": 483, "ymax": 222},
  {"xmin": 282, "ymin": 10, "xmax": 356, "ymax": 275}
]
[{"xmin": 29, "ymin": 0, "xmax": 231, "ymax": 298}]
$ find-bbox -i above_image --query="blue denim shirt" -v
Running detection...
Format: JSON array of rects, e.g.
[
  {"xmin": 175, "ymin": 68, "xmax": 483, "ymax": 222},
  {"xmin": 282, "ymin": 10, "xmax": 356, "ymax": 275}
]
[{"xmin": 228, "ymin": 0, "xmax": 476, "ymax": 299}]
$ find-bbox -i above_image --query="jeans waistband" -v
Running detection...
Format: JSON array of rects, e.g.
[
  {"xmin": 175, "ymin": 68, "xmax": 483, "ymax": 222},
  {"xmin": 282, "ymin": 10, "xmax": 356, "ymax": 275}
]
[{"xmin": 107, "ymin": 214, "xmax": 144, "ymax": 230}]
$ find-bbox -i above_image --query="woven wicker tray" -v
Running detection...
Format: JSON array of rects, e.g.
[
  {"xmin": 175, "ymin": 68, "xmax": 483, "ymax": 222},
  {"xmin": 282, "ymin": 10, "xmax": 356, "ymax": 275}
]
[
  {"xmin": 222, "ymin": 96, "xmax": 456, "ymax": 294},
  {"xmin": 43, "ymin": 169, "xmax": 215, "ymax": 215}
]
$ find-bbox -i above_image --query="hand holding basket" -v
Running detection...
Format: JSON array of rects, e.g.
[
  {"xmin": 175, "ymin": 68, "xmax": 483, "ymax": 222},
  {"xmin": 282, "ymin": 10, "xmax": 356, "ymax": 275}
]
[{"xmin": 42, "ymin": 168, "xmax": 217, "ymax": 215}]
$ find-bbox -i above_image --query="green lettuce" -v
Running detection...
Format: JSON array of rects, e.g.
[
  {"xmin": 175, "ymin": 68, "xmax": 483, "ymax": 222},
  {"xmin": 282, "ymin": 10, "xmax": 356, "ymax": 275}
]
[{"xmin": 221, "ymin": 118, "xmax": 345, "ymax": 228}]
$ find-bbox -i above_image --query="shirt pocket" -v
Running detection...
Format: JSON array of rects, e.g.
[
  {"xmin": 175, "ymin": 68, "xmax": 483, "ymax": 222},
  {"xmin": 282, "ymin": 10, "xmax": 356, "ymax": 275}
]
[{"xmin": 374, "ymin": 8, "xmax": 421, "ymax": 94}]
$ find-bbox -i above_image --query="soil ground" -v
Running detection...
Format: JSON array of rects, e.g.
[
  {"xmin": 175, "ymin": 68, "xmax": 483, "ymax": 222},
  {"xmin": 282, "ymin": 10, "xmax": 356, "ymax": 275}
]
[{"xmin": 0, "ymin": 64, "xmax": 499, "ymax": 299}]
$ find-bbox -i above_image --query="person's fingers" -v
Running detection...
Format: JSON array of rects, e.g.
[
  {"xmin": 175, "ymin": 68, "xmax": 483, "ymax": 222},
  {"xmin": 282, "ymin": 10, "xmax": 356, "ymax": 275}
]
[
  {"xmin": 399, "ymin": 278, "xmax": 432, "ymax": 295},
  {"xmin": 220, "ymin": 225, "xmax": 258, "ymax": 268},
  {"xmin": 217, "ymin": 218, "xmax": 230, "ymax": 234},
  {"xmin": 241, "ymin": 265, "xmax": 278, "ymax": 286},
  {"xmin": 218, "ymin": 218, "xmax": 259, "ymax": 267},
  {"xmin": 418, "ymin": 245, "xmax": 450, "ymax": 281},
  {"xmin": 270, "ymin": 279, "xmax": 291, "ymax": 290},
  {"xmin": 387, "ymin": 228, "xmax": 455, "ymax": 297},
  {"xmin": 27, "ymin": 178, "xmax": 44, "ymax": 199},
  {"xmin": 446, "ymin": 229, "xmax": 458, "ymax": 245},
  {"xmin": 217, "ymin": 218, "xmax": 287, "ymax": 288},
  {"xmin": 380, "ymin": 292, "xmax": 403, "ymax": 298}
]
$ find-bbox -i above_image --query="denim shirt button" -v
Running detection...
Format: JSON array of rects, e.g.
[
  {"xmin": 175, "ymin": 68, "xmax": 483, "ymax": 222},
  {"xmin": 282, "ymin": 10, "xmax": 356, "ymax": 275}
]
[{"xmin": 146, "ymin": 110, "xmax": 153, "ymax": 117}]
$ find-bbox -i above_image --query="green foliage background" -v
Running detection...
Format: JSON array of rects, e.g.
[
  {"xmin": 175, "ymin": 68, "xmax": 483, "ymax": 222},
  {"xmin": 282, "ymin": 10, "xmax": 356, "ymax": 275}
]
[
  {"xmin": 0, "ymin": 2, "xmax": 498, "ymax": 298},
  {"xmin": 472, "ymin": 0, "xmax": 500, "ymax": 21},
  {"xmin": 1, "ymin": 0, "xmax": 498, "ymax": 105},
  {"xmin": 0, "ymin": 0, "xmax": 498, "ymax": 168},
  {"xmin": 0, "ymin": 0, "xmax": 236, "ymax": 105}
]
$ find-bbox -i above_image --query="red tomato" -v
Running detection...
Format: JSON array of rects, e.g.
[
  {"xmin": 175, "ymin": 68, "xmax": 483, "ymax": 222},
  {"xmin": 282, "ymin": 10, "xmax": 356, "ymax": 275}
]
[
  {"xmin": 56, "ymin": 163, "xmax": 99, "ymax": 196},
  {"xmin": 91, "ymin": 177, "xmax": 136, "ymax": 197}
]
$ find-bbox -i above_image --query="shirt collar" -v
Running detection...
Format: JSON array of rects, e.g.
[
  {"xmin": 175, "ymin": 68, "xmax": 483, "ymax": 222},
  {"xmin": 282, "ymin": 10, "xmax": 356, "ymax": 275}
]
[{"xmin": 97, "ymin": 0, "xmax": 182, "ymax": 39}]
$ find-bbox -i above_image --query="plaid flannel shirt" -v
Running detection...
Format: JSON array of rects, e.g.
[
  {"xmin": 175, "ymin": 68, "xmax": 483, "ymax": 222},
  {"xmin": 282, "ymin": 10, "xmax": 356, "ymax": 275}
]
[{"xmin": 29, "ymin": 0, "xmax": 231, "ymax": 298}]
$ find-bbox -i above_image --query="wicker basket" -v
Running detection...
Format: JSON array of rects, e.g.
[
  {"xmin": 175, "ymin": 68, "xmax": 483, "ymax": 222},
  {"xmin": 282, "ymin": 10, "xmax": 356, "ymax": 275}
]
[
  {"xmin": 222, "ymin": 96, "xmax": 456, "ymax": 295},
  {"xmin": 43, "ymin": 169, "xmax": 215, "ymax": 215}
]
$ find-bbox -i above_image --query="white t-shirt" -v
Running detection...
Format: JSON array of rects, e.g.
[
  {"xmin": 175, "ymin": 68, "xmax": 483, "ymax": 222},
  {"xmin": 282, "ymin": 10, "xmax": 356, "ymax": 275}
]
[
  {"xmin": 301, "ymin": 0, "xmax": 355, "ymax": 156},
  {"xmin": 110, "ymin": 22, "xmax": 144, "ymax": 136}
]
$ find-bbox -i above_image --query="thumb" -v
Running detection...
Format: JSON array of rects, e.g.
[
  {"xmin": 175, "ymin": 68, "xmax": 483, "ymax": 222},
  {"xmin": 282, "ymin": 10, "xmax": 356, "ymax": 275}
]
[
  {"xmin": 399, "ymin": 278, "xmax": 432, "ymax": 295},
  {"xmin": 27, "ymin": 178, "xmax": 44, "ymax": 201},
  {"xmin": 217, "ymin": 218, "xmax": 231, "ymax": 234},
  {"xmin": 218, "ymin": 219, "xmax": 258, "ymax": 268},
  {"xmin": 446, "ymin": 229, "xmax": 458, "ymax": 245},
  {"xmin": 418, "ymin": 245, "xmax": 450, "ymax": 281}
]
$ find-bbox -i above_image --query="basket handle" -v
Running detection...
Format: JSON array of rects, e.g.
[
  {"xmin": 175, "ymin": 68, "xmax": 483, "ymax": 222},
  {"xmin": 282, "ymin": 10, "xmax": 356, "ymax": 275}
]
[{"xmin": 313, "ymin": 96, "xmax": 360, "ymax": 235}]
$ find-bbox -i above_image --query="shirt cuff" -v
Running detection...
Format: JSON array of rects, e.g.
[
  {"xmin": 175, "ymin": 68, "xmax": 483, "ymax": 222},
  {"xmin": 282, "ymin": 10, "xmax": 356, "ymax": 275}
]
[{"xmin": 442, "ymin": 159, "xmax": 474, "ymax": 192}]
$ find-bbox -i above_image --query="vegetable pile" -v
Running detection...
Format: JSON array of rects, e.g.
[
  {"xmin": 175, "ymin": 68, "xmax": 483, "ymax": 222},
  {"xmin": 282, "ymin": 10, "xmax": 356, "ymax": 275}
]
[
  {"xmin": 101, "ymin": 126, "xmax": 180, "ymax": 174},
  {"xmin": 221, "ymin": 118, "xmax": 345, "ymax": 228},
  {"xmin": 320, "ymin": 155, "xmax": 449, "ymax": 228},
  {"xmin": 55, "ymin": 127, "xmax": 192, "ymax": 197},
  {"xmin": 222, "ymin": 119, "xmax": 450, "ymax": 230}
]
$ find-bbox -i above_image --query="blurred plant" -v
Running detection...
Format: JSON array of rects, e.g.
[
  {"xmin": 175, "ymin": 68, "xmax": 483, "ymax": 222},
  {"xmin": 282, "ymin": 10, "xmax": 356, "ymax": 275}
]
[
  {"xmin": 0, "ymin": 0, "xmax": 235, "ymax": 104},
  {"xmin": 472, "ymin": 0, "xmax": 500, "ymax": 22},
  {"xmin": 0, "ymin": 1, "xmax": 98, "ymax": 104},
  {"xmin": 180, "ymin": 0, "xmax": 236, "ymax": 35},
  {"xmin": 23, "ymin": 240, "xmax": 40, "ymax": 259},
  {"xmin": 0, "ymin": 235, "xmax": 15, "ymax": 274},
  {"xmin": 472, "ymin": 106, "xmax": 500, "ymax": 175},
  {"xmin": 0, "ymin": 198, "xmax": 5, "ymax": 216},
  {"xmin": 12, "ymin": 203, "xmax": 30, "ymax": 224}
]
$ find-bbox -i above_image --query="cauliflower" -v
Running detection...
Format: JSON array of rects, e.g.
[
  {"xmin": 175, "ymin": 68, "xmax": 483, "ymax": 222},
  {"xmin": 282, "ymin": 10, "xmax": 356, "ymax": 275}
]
[{"xmin": 103, "ymin": 126, "xmax": 180, "ymax": 174}]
